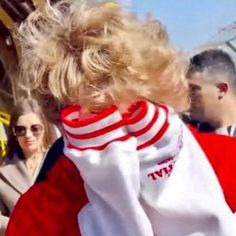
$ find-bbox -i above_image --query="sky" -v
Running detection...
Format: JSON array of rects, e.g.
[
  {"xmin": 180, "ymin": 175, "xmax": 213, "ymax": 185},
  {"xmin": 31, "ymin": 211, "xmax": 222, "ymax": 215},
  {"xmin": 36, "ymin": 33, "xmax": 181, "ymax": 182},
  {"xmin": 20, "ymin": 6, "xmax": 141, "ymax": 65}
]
[{"xmin": 119, "ymin": 0, "xmax": 236, "ymax": 51}]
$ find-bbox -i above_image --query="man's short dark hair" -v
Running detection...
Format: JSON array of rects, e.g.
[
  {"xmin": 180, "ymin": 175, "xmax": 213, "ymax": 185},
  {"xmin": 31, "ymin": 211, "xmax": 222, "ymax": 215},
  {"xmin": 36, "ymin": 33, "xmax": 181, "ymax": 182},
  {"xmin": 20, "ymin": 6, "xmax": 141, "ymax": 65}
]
[{"xmin": 188, "ymin": 49, "xmax": 236, "ymax": 86}]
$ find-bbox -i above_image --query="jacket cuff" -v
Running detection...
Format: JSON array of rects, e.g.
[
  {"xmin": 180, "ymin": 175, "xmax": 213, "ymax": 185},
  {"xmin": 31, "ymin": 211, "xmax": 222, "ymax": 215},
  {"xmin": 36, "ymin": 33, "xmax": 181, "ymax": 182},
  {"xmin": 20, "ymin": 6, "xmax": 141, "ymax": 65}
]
[
  {"xmin": 60, "ymin": 105, "xmax": 129, "ymax": 150},
  {"xmin": 123, "ymin": 100, "xmax": 170, "ymax": 150}
]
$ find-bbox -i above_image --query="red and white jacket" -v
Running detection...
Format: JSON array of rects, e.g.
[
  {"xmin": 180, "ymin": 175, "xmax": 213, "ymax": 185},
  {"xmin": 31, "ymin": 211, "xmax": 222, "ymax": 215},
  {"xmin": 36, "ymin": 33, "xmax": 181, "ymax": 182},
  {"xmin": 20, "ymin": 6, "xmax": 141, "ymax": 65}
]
[
  {"xmin": 6, "ymin": 100, "xmax": 236, "ymax": 236},
  {"xmin": 62, "ymin": 100, "xmax": 236, "ymax": 236},
  {"xmin": 62, "ymin": 103, "xmax": 152, "ymax": 235}
]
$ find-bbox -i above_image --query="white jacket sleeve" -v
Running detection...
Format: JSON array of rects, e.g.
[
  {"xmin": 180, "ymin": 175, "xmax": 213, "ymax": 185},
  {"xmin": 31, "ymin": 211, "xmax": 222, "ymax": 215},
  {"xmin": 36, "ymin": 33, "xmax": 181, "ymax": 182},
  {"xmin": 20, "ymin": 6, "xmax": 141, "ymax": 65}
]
[
  {"xmin": 61, "ymin": 105, "xmax": 153, "ymax": 236},
  {"xmin": 125, "ymin": 100, "xmax": 236, "ymax": 236}
]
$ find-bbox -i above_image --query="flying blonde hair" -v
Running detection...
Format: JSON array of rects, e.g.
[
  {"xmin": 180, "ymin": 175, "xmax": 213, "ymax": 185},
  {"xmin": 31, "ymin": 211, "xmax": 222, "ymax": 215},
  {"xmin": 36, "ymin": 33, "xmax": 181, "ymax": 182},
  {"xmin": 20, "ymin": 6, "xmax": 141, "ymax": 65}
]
[{"xmin": 18, "ymin": 0, "xmax": 189, "ymax": 112}]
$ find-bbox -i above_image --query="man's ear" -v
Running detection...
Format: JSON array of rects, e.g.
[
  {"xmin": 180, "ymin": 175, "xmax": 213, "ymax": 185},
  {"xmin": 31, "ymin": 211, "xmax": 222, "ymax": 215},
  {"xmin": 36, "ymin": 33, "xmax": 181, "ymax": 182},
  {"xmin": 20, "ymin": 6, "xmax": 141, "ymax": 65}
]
[{"xmin": 217, "ymin": 82, "xmax": 229, "ymax": 99}]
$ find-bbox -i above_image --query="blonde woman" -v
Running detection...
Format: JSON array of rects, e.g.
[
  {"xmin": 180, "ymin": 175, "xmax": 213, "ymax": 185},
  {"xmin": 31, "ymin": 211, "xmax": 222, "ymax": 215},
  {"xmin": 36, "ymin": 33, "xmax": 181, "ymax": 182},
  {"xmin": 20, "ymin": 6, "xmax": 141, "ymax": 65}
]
[
  {"xmin": 6, "ymin": 1, "xmax": 236, "ymax": 236},
  {"xmin": 0, "ymin": 98, "xmax": 56, "ymax": 235}
]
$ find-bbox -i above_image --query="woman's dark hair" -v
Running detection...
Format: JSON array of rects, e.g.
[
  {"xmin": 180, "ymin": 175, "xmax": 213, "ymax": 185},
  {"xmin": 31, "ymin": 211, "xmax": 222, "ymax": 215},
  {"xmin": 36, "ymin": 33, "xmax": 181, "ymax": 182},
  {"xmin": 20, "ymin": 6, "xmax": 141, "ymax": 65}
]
[{"xmin": 6, "ymin": 98, "xmax": 57, "ymax": 159}]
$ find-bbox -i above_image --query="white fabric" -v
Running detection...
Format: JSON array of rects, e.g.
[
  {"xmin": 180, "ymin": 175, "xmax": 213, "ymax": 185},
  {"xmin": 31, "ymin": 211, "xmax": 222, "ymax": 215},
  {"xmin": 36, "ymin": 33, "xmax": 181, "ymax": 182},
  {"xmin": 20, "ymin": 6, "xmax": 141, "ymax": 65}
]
[
  {"xmin": 62, "ymin": 101, "xmax": 236, "ymax": 236},
  {"xmin": 63, "ymin": 108, "xmax": 153, "ymax": 236},
  {"xmin": 133, "ymin": 109, "xmax": 235, "ymax": 236},
  {"xmin": 215, "ymin": 124, "xmax": 236, "ymax": 137}
]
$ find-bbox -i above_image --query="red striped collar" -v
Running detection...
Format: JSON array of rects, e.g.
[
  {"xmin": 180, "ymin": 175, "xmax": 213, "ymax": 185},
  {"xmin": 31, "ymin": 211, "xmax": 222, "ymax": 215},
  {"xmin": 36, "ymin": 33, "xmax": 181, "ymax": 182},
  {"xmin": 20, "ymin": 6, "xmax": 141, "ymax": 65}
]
[
  {"xmin": 61, "ymin": 101, "xmax": 170, "ymax": 150},
  {"xmin": 123, "ymin": 101, "xmax": 170, "ymax": 150},
  {"xmin": 61, "ymin": 105, "xmax": 129, "ymax": 150}
]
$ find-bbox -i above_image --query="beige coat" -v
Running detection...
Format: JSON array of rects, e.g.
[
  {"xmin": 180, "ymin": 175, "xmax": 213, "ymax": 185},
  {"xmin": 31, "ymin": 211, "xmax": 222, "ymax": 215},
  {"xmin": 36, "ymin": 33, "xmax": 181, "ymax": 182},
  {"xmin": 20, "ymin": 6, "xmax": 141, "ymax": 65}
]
[{"xmin": 0, "ymin": 155, "xmax": 44, "ymax": 235}]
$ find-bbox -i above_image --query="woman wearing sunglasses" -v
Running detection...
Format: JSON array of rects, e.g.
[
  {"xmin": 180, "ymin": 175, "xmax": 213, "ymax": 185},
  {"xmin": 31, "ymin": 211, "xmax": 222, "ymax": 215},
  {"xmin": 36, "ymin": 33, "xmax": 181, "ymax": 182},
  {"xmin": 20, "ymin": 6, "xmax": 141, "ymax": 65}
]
[{"xmin": 0, "ymin": 98, "xmax": 56, "ymax": 235}]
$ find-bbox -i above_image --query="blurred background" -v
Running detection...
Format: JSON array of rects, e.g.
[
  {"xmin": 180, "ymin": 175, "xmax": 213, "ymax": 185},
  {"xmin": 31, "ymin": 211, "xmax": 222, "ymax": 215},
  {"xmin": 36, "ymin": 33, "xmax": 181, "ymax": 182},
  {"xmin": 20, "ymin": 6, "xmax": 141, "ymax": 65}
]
[{"xmin": 1, "ymin": 0, "xmax": 236, "ymax": 109}]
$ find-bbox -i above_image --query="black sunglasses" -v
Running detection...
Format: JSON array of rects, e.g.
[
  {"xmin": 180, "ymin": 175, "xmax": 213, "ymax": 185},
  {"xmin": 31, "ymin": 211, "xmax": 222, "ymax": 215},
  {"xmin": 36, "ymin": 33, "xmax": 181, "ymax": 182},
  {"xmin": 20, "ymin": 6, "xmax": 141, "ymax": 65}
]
[{"xmin": 13, "ymin": 124, "xmax": 43, "ymax": 137}]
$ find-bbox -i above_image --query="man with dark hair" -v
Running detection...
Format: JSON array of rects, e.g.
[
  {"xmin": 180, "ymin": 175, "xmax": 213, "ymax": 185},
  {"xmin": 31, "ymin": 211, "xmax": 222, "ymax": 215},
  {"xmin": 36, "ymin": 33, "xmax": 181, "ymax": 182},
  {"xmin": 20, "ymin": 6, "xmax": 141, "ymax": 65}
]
[
  {"xmin": 187, "ymin": 49, "xmax": 236, "ymax": 136},
  {"xmin": 187, "ymin": 49, "xmax": 236, "ymax": 215}
]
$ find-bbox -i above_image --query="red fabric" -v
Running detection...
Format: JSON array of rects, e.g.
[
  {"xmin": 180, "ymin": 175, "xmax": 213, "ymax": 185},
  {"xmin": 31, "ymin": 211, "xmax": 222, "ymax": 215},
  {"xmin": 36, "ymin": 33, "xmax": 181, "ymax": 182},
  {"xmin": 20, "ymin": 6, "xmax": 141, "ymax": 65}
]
[
  {"xmin": 61, "ymin": 104, "xmax": 117, "ymax": 127},
  {"xmin": 6, "ymin": 127, "xmax": 236, "ymax": 235},
  {"xmin": 190, "ymin": 127, "xmax": 236, "ymax": 213},
  {"xmin": 6, "ymin": 156, "xmax": 88, "ymax": 236}
]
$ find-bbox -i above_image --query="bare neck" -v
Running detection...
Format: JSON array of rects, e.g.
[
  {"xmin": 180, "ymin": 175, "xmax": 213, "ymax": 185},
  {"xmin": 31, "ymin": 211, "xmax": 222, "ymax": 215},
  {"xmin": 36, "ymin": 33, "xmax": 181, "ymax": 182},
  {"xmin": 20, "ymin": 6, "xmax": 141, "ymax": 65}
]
[
  {"xmin": 23, "ymin": 149, "xmax": 45, "ymax": 160},
  {"xmin": 211, "ymin": 96, "xmax": 236, "ymax": 128}
]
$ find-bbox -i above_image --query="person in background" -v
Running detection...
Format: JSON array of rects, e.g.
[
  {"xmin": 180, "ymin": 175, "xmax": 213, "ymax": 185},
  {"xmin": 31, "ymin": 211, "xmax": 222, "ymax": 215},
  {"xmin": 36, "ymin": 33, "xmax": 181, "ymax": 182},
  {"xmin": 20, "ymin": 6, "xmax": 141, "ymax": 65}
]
[
  {"xmin": 0, "ymin": 98, "xmax": 56, "ymax": 235},
  {"xmin": 187, "ymin": 49, "xmax": 236, "ymax": 136},
  {"xmin": 186, "ymin": 49, "xmax": 236, "ymax": 213}
]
